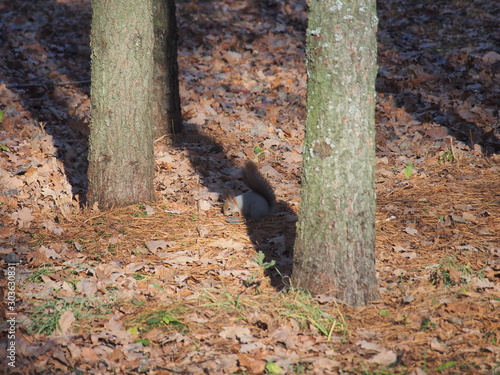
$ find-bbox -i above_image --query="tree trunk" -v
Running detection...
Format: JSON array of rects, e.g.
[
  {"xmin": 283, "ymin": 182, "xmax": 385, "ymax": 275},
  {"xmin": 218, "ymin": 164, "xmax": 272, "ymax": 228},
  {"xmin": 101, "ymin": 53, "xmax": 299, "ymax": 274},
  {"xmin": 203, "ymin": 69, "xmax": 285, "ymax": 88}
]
[
  {"xmin": 152, "ymin": 0, "xmax": 183, "ymax": 137},
  {"xmin": 87, "ymin": 0, "xmax": 156, "ymax": 209},
  {"xmin": 292, "ymin": 0, "xmax": 380, "ymax": 306}
]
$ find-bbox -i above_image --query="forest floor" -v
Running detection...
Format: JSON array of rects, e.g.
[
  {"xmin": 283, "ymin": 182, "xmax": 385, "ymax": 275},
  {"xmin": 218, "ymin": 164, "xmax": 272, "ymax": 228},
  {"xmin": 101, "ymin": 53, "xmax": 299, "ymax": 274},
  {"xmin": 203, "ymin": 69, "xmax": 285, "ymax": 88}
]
[{"xmin": 0, "ymin": 0, "xmax": 499, "ymax": 374}]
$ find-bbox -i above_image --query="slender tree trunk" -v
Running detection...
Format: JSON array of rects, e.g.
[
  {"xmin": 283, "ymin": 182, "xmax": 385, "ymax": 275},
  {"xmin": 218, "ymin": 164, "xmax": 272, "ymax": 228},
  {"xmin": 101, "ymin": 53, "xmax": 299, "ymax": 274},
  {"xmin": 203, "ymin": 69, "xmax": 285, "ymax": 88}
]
[
  {"xmin": 87, "ymin": 0, "xmax": 156, "ymax": 209},
  {"xmin": 152, "ymin": 0, "xmax": 183, "ymax": 137},
  {"xmin": 292, "ymin": 0, "xmax": 380, "ymax": 306}
]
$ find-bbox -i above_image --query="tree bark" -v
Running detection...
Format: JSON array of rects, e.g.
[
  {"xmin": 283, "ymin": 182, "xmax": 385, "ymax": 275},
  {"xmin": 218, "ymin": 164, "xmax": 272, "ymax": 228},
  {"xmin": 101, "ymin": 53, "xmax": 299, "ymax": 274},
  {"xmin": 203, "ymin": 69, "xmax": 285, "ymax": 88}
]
[
  {"xmin": 152, "ymin": 0, "xmax": 183, "ymax": 137},
  {"xmin": 87, "ymin": 0, "xmax": 156, "ymax": 209},
  {"xmin": 292, "ymin": 0, "xmax": 380, "ymax": 306}
]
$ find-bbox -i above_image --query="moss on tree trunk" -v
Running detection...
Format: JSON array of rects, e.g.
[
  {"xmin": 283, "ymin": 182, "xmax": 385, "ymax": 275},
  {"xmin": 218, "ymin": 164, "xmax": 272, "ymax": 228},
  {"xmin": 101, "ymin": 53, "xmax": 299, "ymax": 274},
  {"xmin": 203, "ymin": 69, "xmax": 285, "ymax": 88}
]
[{"xmin": 292, "ymin": 0, "xmax": 380, "ymax": 306}]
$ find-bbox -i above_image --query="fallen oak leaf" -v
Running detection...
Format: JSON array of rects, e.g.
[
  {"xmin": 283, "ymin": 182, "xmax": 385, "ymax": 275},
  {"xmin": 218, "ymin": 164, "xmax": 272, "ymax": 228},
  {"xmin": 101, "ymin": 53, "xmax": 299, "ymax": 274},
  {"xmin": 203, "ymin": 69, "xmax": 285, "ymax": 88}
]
[
  {"xmin": 358, "ymin": 340, "xmax": 383, "ymax": 352},
  {"xmin": 368, "ymin": 348, "xmax": 398, "ymax": 365},
  {"xmin": 124, "ymin": 262, "xmax": 145, "ymax": 273},
  {"xmin": 105, "ymin": 315, "xmax": 133, "ymax": 343},
  {"xmin": 39, "ymin": 245, "xmax": 61, "ymax": 259},
  {"xmin": 404, "ymin": 226, "xmax": 418, "ymax": 235},
  {"xmin": 43, "ymin": 220, "xmax": 64, "ymax": 235},
  {"xmin": 306, "ymin": 357, "xmax": 341, "ymax": 370},
  {"xmin": 0, "ymin": 167, "xmax": 24, "ymax": 189},
  {"xmin": 95, "ymin": 262, "xmax": 124, "ymax": 281},
  {"xmin": 77, "ymin": 278, "xmax": 98, "ymax": 296},
  {"xmin": 461, "ymin": 212, "xmax": 478, "ymax": 223},
  {"xmin": 145, "ymin": 240, "xmax": 176, "ymax": 252},
  {"xmin": 240, "ymin": 341, "xmax": 265, "ymax": 353},
  {"xmin": 10, "ymin": 207, "xmax": 34, "ymax": 228},
  {"xmin": 30, "ymin": 248, "xmax": 50, "ymax": 267},
  {"xmin": 53, "ymin": 310, "xmax": 75, "ymax": 336},
  {"xmin": 271, "ymin": 327, "xmax": 298, "ymax": 349},
  {"xmin": 209, "ymin": 238, "xmax": 245, "ymax": 250},
  {"xmin": 237, "ymin": 354, "xmax": 266, "ymax": 374},
  {"xmin": 158, "ymin": 250, "xmax": 199, "ymax": 265},
  {"xmin": 220, "ymin": 326, "xmax": 253, "ymax": 342},
  {"xmin": 430, "ymin": 339, "xmax": 447, "ymax": 353}
]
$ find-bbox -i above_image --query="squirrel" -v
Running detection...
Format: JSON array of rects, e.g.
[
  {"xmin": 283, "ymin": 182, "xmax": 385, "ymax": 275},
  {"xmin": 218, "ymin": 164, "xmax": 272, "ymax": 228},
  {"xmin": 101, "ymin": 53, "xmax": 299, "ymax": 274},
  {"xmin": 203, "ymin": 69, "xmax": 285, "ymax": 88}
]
[{"xmin": 223, "ymin": 161, "xmax": 276, "ymax": 219}]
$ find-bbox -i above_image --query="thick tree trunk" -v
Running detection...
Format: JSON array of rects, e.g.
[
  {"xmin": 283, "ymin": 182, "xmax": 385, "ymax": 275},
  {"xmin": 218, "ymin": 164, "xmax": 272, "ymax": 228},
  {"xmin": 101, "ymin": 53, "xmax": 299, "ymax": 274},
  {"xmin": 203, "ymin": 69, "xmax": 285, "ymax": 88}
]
[
  {"xmin": 292, "ymin": 0, "xmax": 380, "ymax": 306},
  {"xmin": 87, "ymin": 0, "xmax": 156, "ymax": 209},
  {"xmin": 152, "ymin": 0, "xmax": 182, "ymax": 137}
]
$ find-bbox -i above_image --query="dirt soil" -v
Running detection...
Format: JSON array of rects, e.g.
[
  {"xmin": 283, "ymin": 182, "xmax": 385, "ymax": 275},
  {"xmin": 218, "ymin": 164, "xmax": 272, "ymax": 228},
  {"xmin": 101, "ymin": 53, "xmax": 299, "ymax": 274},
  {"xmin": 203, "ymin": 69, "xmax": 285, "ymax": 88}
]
[{"xmin": 0, "ymin": 0, "xmax": 499, "ymax": 374}]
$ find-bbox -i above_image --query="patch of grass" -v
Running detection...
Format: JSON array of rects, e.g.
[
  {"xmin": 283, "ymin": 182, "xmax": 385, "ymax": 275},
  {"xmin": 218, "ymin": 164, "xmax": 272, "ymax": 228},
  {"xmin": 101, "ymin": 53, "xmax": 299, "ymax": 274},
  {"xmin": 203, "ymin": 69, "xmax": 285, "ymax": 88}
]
[
  {"xmin": 403, "ymin": 162, "xmax": 414, "ymax": 178},
  {"xmin": 253, "ymin": 145, "xmax": 264, "ymax": 158},
  {"xmin": 28, "ymin": 266, "xmax": 54, "ymax": 283},
  {"xmin": 435, "ymin": 361, "xmax": 457, "ymax": 372},
  {"xmin": 107, "ymin": 243, "xmax": 118, "ymax": 253},
  {"xmin": 420, "ymin": 318, "xmax": 436, "ymax": 331},
  {"xmin": 280, "ymin": 288, "xmax": 349, "ymax": 341},
  {"xmin": 125, "ymin": 306, "xmax": 187, "ymax": 334},
  {"xmin": 130, "ymin": 299, "xmax": 146, "ymax": 307},
  {"xmin": 429, "ymin": 255, "xmax": 474, "ymax": 286},
  {"xmin": 379, "ymin": 309, "xmax": 390, "ymax": 316},
  {"xmin": 132, "ymin": 246, "xmax": 146, "ymax": 256},
  {"xmin": 135, "ymin": 338, "xmax": 150, "ymax": 346},
  {"xmin": 242, "ymin": 252, "xmax": 278, "ymax": 293},
  {"xmin": 133, "ymin": 273, "xmax": 147, "ymax": 281},
  {"xmin": 28, "ymin": 297, "xmax": 113, "ymax": 335},
  {"xmin": 202, "ymin": 286, "xmax": 245, "ymax": 311},
  {"xmin": 265, "ymin": 361, "xmax": 284, "ymax": 374},
  {"xmin": 354, "ymin": 361, "xmax": 405, "ymax": 374},
  {"xmin": 131, "ymin": 203, "xmax": 150, "ymax": 217},
  {"xmin": 254, "ymin": 251, "xmax": 276, "ymax": 270},
  {"xmin": 91, "ymin": 218, "xmax": 104, "ymax": 226},
  {"xmin": 29, "ymin": 232, "xmax": 46, "ymax": 246},
  {"xmin": 290, "ymin": 361, "xmax": 313, "ymax": 375},
  {"xmin": 439, "ymin": 149, "xmax": 454, "ymax": 163},
  {"xmin": 485, "ymin": 331, "xmax": 498, "ymax": 345}
]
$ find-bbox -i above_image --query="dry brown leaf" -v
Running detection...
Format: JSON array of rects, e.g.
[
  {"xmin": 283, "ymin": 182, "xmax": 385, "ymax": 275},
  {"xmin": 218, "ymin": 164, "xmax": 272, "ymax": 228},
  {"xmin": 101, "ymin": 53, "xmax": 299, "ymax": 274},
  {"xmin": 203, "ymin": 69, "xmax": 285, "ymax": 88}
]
[
  {"xmin": 430, "ymin": 339, "xmax": 448, "ymax": 353},
  {"xmin": 240, "ymin": 341, "xmax": 265, "ymax": 353},
  {"xmin": 104, "ymin": 316, "xmax": 132, "ymax": 343},
  {"xmin": 145, "ymin": 240, "xmax": 175, "ymax": 252},
  {"xmin": 368, "ymin": 349, "xmax": 398, "ymax": 364},
  {"xmin": 77, "ymin": 278, "xmax": 98, "ymax": 296},
  {"xmin": 220, "ymin": 326, "xmax": 253, "ymax": 342},
  {"xmin": 271, "ymin": 327, "xmax": 298, "ymax": 350},
  {"xmin": 237, "ymin": 354, "xmax": 266, "ymax": 374},
  {"xmin": 10, "ymin": 207, "xmax": 34, "ymax": 228},
  {"xmin": 95, "ymin": 262, "xmax": 124, "ymax": 281},
  {"xmin": 54, "ymin": 310, "xmax": 75, "ymax": 336},
  {"xmin": 39, "ymin": 245, "xmax": 61, "ymax": 260},
  {"xmin": 0, "ymin": 167, "xmax": 24, "ymax": 189},
  {"xmin": 80, "ymin": 347, "xmax": 99, "ymax": 363},
  {"xmin": 209, "ymin": 238, "xmax": 245, "ymax": 250},
  {"xmin": 404, "ymin": 226, "xmax": 418, "ymax": 235}
]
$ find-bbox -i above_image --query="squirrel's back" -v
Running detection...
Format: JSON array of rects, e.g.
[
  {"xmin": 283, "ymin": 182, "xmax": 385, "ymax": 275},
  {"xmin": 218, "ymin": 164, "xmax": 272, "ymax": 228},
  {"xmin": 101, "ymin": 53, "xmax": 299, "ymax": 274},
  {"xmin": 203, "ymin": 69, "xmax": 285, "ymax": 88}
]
[
  {"xmin": 222, "ymin": 161, "xmax": 276, "ymax": 219},
  {"xmin": 242, "ymin": 161, "xmax": 276, "ymax": 211}
]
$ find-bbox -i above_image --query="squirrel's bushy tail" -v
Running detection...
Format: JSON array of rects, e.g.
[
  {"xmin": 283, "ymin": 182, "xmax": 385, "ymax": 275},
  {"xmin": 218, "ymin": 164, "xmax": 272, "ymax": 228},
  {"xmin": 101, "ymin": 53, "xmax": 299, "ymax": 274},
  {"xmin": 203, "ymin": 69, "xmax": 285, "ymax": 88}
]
[{"xmin": 242, "ymin": 161, "xmax": 276, "ymax": 211}]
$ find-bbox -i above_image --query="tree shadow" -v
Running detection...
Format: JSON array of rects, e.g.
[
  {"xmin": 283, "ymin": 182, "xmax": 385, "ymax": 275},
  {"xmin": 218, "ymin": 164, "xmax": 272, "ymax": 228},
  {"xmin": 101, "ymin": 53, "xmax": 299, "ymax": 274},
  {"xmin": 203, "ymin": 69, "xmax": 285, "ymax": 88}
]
[
  {"xmin": 376, "ymin": 0, "xmax": 500, "ymax": 155},
  {"xmin": 171, "ymin": 126, "xmax": 297, "ymax": 288},
  {"xmin": 0, "ymin": 0, "xmax": 91, "ymax": 201}
]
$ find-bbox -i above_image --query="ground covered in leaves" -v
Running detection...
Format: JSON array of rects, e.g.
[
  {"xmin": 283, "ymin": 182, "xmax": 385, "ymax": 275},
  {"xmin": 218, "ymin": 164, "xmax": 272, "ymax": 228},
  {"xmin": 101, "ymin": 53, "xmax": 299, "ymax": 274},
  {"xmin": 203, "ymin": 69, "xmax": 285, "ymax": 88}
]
[{"xmin": 0, "ymin": 0, "xmax": 499, "ymax": 374}]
